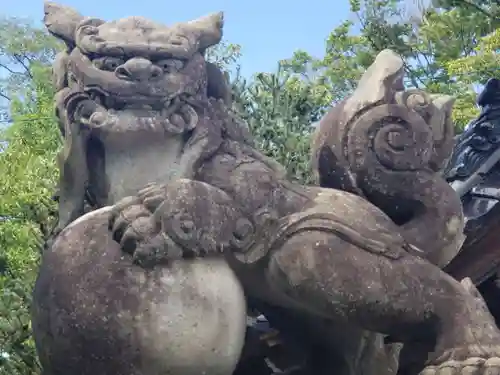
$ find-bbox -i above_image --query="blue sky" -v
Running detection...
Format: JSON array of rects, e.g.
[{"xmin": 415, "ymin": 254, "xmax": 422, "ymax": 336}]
[{"xmin": 3, "ymin": 0, "xmax": 354, "ymax": 78}]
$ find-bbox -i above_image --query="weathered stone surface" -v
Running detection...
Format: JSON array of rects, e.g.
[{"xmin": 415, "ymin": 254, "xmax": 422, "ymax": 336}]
[
  {"xmin": 311, "ymin": 49, "xmax": 463, "ymax": 268},
  {"xmin": 32, "ymin": 3, "xmax": 500, "ymax": 375}
]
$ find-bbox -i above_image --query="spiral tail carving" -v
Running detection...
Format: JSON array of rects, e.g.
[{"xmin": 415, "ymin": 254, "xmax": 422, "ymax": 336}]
[{"xmin": 311, "ymin": 49, "xmax": 464, "ymax": 268}]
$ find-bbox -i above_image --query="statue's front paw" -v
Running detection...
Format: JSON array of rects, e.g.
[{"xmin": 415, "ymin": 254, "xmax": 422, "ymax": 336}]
[
  {"xmin": 108, "ymin": 194, "xmax": 155, "ymax": 253},
  {"xmin": 108, "ymin": 183, "xmax": 181, "ymax": 267},
  {"xmin": 420, "ymin": 279, "xmax": 500, "ymax": 375}
]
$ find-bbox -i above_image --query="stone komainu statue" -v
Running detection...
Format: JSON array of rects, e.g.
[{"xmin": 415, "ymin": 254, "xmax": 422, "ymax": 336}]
[{"xmin": 32, "ymin": 2, "xmax": 500, "ymax": 375}]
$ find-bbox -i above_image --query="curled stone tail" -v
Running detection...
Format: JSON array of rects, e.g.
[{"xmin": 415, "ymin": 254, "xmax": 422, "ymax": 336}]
[{"xmin": 311, "ymin": 49, "xmax": 464, "ymax": 267}]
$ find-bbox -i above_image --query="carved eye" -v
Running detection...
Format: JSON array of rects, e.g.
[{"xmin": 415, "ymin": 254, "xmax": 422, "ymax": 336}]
[
  {"xmin": 80, "ymin": 25, "xmax": 99, "ymax": 36},
  {"xmin": 156, "ymin": 59, "xmax": 185, "ymax": 73},
  {"xmin": 93, "ymin": 57, "xmax": 125, "ymax": 71}
]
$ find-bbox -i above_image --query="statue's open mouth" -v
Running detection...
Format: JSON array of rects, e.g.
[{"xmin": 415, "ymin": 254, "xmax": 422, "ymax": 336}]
[
  {"xmin": 69, "ymin": 87, "xmax": 199, "ymax": 135},
  {"xmin": 85, "ymin": 87, "xmax": 176, "ymax": 111}
]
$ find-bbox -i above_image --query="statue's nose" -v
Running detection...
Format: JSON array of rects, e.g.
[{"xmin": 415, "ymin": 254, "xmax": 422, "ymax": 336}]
[{"xmin": 115, "ymin": 58, "xmax": 161, "ymax": 81}]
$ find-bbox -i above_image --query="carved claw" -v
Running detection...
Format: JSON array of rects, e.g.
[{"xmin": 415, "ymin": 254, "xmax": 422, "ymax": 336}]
[
  {"xmin": 110, "ymin": 202, "xmax": 155, "ymax": 254},
  {"xmin": 108, "ymin": 184, "xmax": 183, "ymax": 267},
  {"xmin": 136, "ymin": 182, "xmax": 169, "ymax": 212}
]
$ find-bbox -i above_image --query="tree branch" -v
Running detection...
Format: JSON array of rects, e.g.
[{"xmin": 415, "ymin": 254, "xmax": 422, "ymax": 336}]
[
  {"xmin": 452, "ymin": 0, "xmax": 500, "ymax": 21},
  {"xmin": 12, "ymin": 54, "xmax": 33, "ymax": 79},
  {"xmin": 0, "ymin": 91, "xmax": 11, "ymax": 101},
  {"xmin": 0, "ymin": 62, "xmax": 16, "ymax": 75}
]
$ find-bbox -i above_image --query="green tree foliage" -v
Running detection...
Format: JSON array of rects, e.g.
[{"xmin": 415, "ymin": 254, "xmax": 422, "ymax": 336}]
[
  {"xmin": 446, "ymin": 25, "xmax": 500, "ymax": 123},
  {"xmin": 231, "ymin": 64, "xmax": 325, "ymax": 184},
  {"xmin": 0, "ymin": 16, "xmax": 61, "ymax": 123},
  {"xmin": 0, "ymin": 64, "xmax": 59, "ymax": 375},
  {"xmin": 283, "ymin": 0, "xmax": 500, "ymax": 130},
  {"xmin": 205, "ymin": 40, "xmax": 242, "ymax": 73}
]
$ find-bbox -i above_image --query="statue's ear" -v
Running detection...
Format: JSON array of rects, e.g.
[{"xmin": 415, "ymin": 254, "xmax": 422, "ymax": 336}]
[
  {"xmin": 206, "ymin": 61, "xmax": 232, "ymax": 106},
  {"xmin": 44, "ymin": 1, "xmax": 84, "ymax": 49},
  {"xmin": 188, "ymin": 12, "xmax": 224, "ymax": 52}
]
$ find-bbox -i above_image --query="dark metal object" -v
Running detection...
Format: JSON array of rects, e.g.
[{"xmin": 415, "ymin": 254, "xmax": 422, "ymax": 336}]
[
  {"xmin": 444, "ymin": 79, "xmax": 500, "ymax": 284},
  {"xmin": 445, "ymin": 78, "xmax": 500, "ymax": 200}
]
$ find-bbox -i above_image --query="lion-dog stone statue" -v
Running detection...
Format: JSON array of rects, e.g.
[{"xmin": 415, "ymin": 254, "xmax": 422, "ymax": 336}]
[{"xmin": 32, "ymin": 2, "xmax": 500, "ymax": 375}]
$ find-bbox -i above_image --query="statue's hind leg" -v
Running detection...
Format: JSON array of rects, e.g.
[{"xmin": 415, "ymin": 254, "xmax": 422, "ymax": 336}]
[{"xmin": 265, "ymin": 229, "xmax": 500, "ymax": 375}]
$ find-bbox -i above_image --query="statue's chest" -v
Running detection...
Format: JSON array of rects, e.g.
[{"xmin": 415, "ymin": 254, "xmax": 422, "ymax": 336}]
[{"xmin": 102, "ymin": 136, "xmax": 184, "ymax": 204}]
